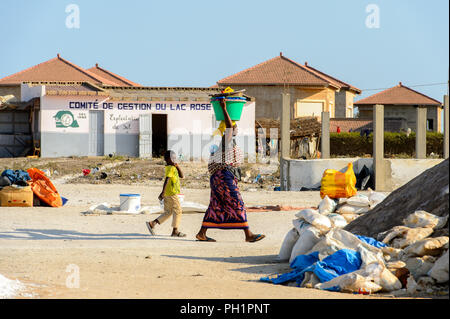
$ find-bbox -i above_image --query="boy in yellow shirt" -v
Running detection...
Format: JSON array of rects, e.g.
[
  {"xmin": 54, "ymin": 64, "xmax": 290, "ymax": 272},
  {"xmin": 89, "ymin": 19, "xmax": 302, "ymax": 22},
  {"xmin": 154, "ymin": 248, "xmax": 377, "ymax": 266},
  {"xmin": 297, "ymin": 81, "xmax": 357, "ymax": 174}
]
[{"xmin": 146, "ymin": 150, "xmax": 186, "ymax": 237}]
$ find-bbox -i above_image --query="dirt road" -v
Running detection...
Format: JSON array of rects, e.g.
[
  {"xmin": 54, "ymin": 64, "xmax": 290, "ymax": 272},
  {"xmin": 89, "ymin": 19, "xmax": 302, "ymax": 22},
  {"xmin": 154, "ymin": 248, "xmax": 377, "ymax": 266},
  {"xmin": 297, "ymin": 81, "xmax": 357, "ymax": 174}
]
[{"xmin": 0, "ymin": 182, "xmax": 394, "ymax": 299}]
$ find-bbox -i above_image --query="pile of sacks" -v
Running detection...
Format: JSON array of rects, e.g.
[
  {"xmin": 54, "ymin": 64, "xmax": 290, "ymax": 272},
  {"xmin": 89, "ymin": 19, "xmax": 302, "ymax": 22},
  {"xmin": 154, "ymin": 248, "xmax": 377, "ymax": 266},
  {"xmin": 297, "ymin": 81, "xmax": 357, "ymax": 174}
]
[
  {"xmin": 263, "ymin": 192, "xmax": 449, "ymax": 295},
  {"xmin": 278, "ymin": 190, "xmax": 385, "ymax": 265}
]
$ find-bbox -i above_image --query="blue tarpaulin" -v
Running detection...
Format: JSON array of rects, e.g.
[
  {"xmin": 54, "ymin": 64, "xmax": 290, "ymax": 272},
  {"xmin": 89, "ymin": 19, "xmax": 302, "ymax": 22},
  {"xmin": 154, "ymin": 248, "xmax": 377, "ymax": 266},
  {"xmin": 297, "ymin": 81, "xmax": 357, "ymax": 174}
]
[
  {"xmin": 261, "ymin": 249, "xmax": 362, "ymax": 287},
  {"xmin": 355, "ymin": 235, "xmax": 387, "ymax": 248}
]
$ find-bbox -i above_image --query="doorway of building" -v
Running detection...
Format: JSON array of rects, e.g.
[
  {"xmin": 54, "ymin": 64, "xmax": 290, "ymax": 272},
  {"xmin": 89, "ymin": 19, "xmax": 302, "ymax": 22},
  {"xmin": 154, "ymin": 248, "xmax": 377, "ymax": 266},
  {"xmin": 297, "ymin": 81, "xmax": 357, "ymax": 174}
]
[
  {"xmin": 152, "ymin": 114, "xmax": 167, "ymax": 157},
  {"xmin": 89, "ymin": 110, "xmax": 104, "ymax": 156}
]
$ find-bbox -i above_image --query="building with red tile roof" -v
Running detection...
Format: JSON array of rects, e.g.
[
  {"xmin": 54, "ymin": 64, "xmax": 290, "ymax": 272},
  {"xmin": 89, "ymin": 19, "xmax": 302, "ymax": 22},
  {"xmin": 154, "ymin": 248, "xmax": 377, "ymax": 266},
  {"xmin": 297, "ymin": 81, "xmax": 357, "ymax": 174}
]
[
  {"xmin": 216, "ymin": 53, "xmax": 361, "ymax": 120},
  {"xmin": 0, "ymin": 54, "xmax": 116, "ymax": 86},
  {"xmin": 355, "ymin": 82, "xmax": 443, "ymax": 132},
  {"xmin": 0, "ymin": 54, "xmax": 141, "ymax": 101}
]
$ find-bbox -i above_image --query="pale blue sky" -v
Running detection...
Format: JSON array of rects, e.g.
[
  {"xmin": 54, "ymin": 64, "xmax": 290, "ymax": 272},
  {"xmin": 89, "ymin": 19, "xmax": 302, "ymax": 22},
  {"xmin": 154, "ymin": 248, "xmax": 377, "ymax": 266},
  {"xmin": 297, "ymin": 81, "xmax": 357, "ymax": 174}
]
[{"xmin": 0, "ymin": 0, "xmax": 448, "ymax": 102}]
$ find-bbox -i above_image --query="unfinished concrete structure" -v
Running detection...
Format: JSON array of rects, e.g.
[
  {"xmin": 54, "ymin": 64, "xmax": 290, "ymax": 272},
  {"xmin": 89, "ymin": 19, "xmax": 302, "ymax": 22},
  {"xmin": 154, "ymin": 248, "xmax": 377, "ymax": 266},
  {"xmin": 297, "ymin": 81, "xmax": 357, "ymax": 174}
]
[{"xmin": 280, "ymin": 93, "xmax": 446, "ymax": 192}]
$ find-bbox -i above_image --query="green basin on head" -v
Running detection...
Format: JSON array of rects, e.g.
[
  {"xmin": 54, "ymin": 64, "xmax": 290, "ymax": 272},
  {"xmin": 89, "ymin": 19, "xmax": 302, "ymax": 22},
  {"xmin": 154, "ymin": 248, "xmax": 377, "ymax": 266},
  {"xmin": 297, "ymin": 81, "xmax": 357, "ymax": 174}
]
[{"xmin": 211, "ymin": 99, "xmax": 246, "ymax": 121}]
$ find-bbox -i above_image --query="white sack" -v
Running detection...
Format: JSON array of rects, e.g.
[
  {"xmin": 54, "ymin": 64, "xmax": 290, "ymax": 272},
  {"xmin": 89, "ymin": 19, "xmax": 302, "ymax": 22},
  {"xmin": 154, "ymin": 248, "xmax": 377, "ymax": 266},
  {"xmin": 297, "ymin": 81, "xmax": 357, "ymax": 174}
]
[
  {"xmin": 307, "ymin": 228, "xmax": 382, "ymax": 261},
  {"xmin": 315, "ymin": 272, "xmax": 383, "ymax": 294},
  {"xmin": 405, "ymin": 256, "xmax": 437, "ymax": 279},
  {"xmin": 357, "ymin": 244, "xmax": 385, "ymax": 269},
  {"xmin": 402, "ymin": 211, "xmax": 449, "ymax": 230},
  {"xmin": 289, "ymin": 225, "xmax": 322, "ymax": 264},
  {"xmin": 318, "ymin": 195, "xmax": 337, "ymax": 215},
  {"xmin": 401, "ymin": 236, "xmax": 449, "ymax": 258},
  {"xmin": 386, "ymin": 260, "xmax": 406, "ymax": 270},
  {"xmin": 327, "ymin": 213, "xmax": 348, "ymax": 228},
  {"xmin": 346, "ymin": 194, "xmax": 370, "ymax": 207},
  {"xmin": 292, "ymin": 219, "xmax": 310, "ymax": 234},
  {"xmin": 368, "ymin": 190, "xmax": 387, "ymax": 209},
  {"xmin": 406, "ymin": 275, "xmax": 418, "ymax": 294},
  {"xmin": 337, "ymin": 204, "xmax": 369, "ymax": 215},
  {"xmin": 278, "ymin": 228, "xmax": 300, "ymax": 261},
  {"xmin": 429, "ymin": 250, "xmax": 449, "ymax": 283},
  {"xmin": 300, "ymin": 272, "xmax": 320, "ymax": 288},
  {"xmin": 381, "ymin": 246, "xmax": 403, "ymax": 260},
  {"xmin": 363, "ymin": 262, "xmax": 402, "ymax": 292},
  {"xmin": 295, "ymin": 209, "xmax": 332, "ymax": 235},
  {"xmin": 384, "ymin": 227, "xmax": 434, "ymax": 249},
  {"xmin": 341, "ymin": 213, "xmax": 359, "ymax": 223}
]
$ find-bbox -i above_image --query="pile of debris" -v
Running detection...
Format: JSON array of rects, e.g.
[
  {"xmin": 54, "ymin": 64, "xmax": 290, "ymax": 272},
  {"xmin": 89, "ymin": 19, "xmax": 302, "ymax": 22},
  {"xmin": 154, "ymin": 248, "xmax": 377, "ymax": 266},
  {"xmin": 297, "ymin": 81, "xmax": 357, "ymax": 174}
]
[{"xmin": 262, "ymin": 159, "xmax": 449, "ymax": 296}]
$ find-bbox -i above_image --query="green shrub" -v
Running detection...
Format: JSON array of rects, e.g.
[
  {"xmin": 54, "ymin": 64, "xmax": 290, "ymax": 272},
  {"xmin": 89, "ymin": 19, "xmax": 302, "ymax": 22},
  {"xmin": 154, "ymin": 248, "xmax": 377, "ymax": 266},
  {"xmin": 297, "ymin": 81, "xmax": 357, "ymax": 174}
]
[{"xmin": 330, "ymin": 132, "xmax": 443, "ymax": 157}]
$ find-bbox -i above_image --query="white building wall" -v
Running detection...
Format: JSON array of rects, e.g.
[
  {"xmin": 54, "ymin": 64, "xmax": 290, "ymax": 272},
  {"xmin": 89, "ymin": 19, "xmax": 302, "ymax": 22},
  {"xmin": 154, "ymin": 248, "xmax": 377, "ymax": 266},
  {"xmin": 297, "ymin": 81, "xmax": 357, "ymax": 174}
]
[{"xmin": 39, "ymin": 95, "xmax": 256, "ymax": 160}]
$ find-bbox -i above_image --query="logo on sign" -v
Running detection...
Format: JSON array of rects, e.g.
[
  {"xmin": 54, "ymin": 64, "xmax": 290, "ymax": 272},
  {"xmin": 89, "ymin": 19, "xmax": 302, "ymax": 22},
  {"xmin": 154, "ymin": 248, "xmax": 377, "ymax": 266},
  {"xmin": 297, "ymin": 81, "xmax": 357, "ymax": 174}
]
[{"xmin": 54, "ymin": 111, "xmax": 79, "ymax": 128}]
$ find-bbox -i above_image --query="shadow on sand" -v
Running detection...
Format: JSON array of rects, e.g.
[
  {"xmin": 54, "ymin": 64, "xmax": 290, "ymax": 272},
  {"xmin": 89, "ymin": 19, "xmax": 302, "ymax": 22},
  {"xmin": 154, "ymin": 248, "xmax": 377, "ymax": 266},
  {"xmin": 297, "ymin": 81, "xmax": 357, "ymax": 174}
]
[
  {"xmin": 0, "ymin": 228, "xmax": 195, "ymax": 242},
  {"xmin": 162, "ymin": 253, "xmax": 291, "ymax": 276}
]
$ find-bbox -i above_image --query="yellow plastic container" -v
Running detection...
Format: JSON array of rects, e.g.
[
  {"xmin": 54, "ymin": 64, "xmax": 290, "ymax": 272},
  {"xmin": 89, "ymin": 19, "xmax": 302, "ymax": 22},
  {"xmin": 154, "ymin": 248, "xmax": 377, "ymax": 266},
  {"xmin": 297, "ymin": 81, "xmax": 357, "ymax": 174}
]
[{"xmin": 320, "ymin": 163, "xmax": 357, "ymax": 199}]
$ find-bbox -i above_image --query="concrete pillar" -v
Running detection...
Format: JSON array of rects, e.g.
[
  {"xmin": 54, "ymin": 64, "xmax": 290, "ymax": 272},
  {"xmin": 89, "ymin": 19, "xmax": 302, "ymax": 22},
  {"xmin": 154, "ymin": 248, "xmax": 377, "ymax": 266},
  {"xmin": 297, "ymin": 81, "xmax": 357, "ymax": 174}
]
[
  {"xmin": 444, "ymin": 95, "xmax": 449, "ymax": 159},
  {"xmin": 415, "ymin": 106, "xmax": 427, "ymax": 159},
  {"xmin": 280, "ymin": 93, "xmax": 290, "ymax": 191},
  {"xmin": 321, "ymin": 111, "xmax": 330, "ymax": 159},
  {"xmin": 373, "ymin": 104, "xmax": 386, "ymax": 191},
  {"xmin": 280, "ymin": 93, "xmax": 290, "ymax": 159}
]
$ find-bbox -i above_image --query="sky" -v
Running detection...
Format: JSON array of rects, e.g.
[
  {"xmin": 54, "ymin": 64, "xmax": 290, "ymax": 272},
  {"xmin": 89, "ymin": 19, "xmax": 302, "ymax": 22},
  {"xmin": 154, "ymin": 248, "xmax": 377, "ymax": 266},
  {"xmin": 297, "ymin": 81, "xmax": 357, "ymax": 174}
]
[{"xmin": 0, "ymin": 0, "xmax": 448, "ymax": 103}]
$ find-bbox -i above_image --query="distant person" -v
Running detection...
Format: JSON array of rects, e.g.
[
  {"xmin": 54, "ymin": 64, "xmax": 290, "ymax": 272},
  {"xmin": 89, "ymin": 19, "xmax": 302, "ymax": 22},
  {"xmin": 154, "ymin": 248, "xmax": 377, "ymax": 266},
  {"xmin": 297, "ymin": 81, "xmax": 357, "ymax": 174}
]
[
  {"xmin": 195, "ymin": 98, "xmax": 265, "ymax": 243},
  {"xmin": 146, "ymin": 150, "xmax": 186, "ymax": 237},
  {"xmin": 336, "ymin": 126, "xmax": 341, "ymax": 133}
]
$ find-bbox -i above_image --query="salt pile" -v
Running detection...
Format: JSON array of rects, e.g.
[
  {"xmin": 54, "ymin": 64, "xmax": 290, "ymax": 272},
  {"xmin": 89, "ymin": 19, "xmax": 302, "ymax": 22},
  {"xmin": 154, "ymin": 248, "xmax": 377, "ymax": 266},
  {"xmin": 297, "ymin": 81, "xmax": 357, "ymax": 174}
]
[{"xmin": 0, "ymin": 274, "xmax": 26, "ymax": 299}]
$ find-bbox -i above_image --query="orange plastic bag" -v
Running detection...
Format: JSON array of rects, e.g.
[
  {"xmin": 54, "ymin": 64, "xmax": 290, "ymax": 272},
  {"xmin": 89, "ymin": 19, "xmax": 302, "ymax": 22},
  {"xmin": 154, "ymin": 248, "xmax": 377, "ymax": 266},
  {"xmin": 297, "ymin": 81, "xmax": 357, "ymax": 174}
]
[
  {"xmin": 27, "ymin": 167, "xmax": 63, "ymax": 207},
  {"xmin": 320, "ymin": 163, "xmax": 357, "ymax": 199}
]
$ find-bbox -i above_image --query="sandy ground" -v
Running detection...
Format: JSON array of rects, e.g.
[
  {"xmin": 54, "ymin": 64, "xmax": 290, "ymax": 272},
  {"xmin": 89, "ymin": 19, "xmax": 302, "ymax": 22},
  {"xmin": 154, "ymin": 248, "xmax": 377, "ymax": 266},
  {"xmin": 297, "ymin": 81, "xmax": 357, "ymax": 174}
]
[{"xmin": 0, "ymin": 181, "xmax": 403, "ymax": 300}]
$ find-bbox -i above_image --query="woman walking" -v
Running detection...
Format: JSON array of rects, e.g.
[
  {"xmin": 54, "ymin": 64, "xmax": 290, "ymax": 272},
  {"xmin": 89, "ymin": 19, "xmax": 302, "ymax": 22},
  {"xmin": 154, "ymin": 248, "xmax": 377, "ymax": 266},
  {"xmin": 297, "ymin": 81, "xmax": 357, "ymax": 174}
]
[{"xmin": 195, "ymin": 98, "xmax": 265, "ymax": 243}]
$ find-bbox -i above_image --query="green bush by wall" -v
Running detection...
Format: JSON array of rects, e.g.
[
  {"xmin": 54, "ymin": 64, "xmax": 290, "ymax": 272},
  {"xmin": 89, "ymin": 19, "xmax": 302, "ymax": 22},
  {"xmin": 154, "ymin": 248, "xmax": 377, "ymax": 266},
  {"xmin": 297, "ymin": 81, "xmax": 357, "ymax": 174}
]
[{"xmin": 330, "ymin": 132, "xmax": 443, "ymax": 157}]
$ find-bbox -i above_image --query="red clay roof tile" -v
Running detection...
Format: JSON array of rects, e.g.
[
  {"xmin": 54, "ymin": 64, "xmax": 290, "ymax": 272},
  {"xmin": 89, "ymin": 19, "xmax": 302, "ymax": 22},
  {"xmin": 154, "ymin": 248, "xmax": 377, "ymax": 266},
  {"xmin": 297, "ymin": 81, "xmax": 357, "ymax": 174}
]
[
  {"xmin": 0, "ymin": 55, "xmax": 125, "ymax": 86},
  {"xmin": 87, "ymin": 64, "xmax": 141, "ymax": 87},
  {"xmin": 355, "ymin": 82, "xmax": 442, "ymax": 106},
  {"xmin": 217, "ymin": 54, "xmax": 358, "ymax": 92}
]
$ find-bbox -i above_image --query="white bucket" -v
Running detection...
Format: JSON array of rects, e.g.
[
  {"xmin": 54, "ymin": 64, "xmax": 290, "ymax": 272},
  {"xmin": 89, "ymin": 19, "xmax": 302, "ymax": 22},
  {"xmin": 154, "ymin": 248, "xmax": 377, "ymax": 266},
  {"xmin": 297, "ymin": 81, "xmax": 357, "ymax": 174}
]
[{"xmin": 119, "ymin": 194, "xmax": 141, "ymax": 212}]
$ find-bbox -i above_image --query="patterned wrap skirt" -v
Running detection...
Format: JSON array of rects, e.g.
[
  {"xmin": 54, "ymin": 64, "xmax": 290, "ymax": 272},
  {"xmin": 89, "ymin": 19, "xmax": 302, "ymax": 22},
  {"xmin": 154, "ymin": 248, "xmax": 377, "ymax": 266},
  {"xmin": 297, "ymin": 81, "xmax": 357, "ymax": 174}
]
[{"xmin": 201, "ymin": 169, "xmax": 249, "ymax": 229}]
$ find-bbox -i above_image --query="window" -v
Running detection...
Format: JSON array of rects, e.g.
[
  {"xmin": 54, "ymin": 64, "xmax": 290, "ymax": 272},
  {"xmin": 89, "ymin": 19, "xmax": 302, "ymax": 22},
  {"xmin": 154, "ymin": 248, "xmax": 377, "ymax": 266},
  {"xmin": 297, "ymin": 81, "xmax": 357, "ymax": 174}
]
[
  {"xmin": 295, "ymin": 101, "xmax": 324, "ymax": 118},
  {"xmin": 426, "ymin": 119, "xmax": 434, "ymax": 131}
]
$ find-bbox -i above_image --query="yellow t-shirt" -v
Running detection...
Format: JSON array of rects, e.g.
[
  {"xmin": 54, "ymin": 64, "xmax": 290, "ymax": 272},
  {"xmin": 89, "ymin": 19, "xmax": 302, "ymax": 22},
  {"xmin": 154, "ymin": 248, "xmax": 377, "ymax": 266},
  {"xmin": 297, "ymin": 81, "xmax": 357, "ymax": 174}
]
[{"xmin": 164, "ymin": 165, "xmax": 180, "ymax": 197}]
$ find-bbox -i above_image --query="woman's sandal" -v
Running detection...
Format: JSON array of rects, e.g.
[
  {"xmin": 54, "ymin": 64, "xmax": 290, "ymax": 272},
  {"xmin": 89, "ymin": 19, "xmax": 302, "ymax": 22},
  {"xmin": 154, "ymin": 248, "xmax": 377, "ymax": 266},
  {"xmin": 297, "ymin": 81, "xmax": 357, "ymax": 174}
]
[
  {"xmin": 247, "ymin": 234, "xmax": 265, "ymax": 243},
  {"xmin": 195, "ymin": 234, "xmax": 216, "ymax": 242},
  {"xmin": 146, "ymin": 222, "xmax": 155, "ymax": 235},
  {"xmin": 172, "ymin": 231, "xmax": 187, "ymax": 237}
]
